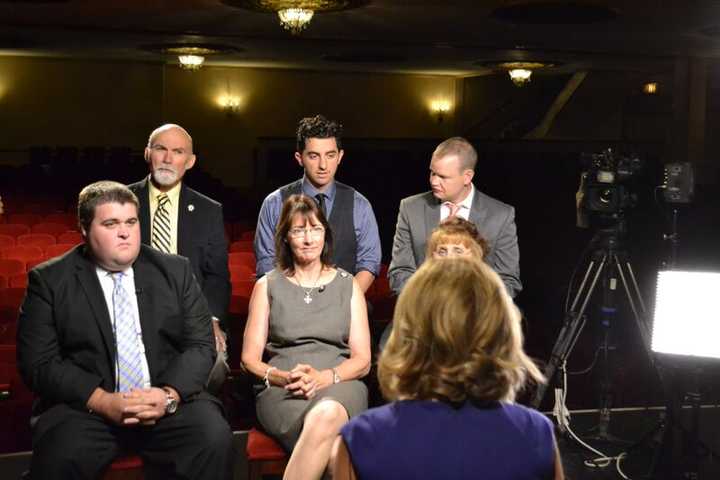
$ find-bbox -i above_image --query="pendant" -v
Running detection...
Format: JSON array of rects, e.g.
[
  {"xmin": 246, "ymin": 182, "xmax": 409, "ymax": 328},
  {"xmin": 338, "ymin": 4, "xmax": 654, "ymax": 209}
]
[{"xmin": 304, "ymin": 292, "xmax": 313, "ymax": 304}]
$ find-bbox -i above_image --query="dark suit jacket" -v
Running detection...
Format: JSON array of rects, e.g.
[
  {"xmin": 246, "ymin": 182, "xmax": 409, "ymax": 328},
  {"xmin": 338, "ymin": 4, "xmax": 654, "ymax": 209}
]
[
  {"xmin": 129, "ymin": 178, "xmax": 230, "ymax": 327},
  {"xmin": 388, "ymin": 189, "xmax": 521, "ymax": 297},
  {"xmin": 16, "ymin": 244, "xmax": 216, "ymax": 418}
]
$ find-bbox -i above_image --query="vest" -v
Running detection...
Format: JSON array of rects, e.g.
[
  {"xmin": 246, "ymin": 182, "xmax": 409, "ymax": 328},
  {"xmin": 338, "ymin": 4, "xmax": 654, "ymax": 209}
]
[{"xmin": 280, "ymin": 179, "xmax": 357, "ymax": 274}]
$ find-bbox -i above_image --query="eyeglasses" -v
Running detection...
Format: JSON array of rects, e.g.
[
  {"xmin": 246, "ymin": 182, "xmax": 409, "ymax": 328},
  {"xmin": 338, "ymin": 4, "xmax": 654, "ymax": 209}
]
[{"xmin": 288, "ymin": 226, "xmax": 325, "ymax": 239}]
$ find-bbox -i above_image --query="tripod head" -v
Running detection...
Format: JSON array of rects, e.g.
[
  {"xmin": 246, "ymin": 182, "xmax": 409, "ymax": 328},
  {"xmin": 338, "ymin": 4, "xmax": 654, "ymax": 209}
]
[{"xmin": 590, "ymin": 220, "xmax": 626, "ymax": 254}]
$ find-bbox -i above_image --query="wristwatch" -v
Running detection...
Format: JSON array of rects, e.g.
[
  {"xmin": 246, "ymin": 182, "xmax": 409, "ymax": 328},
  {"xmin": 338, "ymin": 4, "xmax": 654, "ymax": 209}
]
[
  {"xmin": 332, "ymin": 368, "xmax": 341, "ymax": 384},
  {"xmin": 165, "ymin": 391, "xmax": 178, "ymax": 415}
]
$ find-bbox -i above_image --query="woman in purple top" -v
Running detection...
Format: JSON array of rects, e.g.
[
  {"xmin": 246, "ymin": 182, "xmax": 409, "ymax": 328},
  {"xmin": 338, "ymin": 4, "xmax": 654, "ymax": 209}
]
[{"xmin": 331, "ymin": 258, "xmax": 564, "ymax": 480}]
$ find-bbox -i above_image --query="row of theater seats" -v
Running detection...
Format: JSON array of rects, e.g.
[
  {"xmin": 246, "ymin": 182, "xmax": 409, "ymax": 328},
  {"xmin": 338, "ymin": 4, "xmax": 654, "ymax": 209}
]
[{"xmin": 1, "ymin": 212, "xmax": 77, "ymax": 228}]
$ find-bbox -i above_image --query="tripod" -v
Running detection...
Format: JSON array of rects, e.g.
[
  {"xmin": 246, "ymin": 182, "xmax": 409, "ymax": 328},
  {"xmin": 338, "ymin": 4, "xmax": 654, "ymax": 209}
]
[{"xmin": 531, "ymin": 227, "xmax": 652, "ymax": 426}]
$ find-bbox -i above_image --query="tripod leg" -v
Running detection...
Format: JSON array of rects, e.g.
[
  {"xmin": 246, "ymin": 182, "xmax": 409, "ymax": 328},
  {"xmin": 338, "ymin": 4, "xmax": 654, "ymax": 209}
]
[
  {"xmin": 531, "ymin": 256, "xmax": 606, "ymax": 409},
  {"xmin": 613, "ymin": 254, "xmax": 652, "ymax": 349}
]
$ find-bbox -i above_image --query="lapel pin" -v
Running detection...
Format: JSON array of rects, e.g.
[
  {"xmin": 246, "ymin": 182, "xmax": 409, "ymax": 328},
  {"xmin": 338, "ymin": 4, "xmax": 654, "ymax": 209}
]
[{"xmin": 188, "ymin": 204, "xmax": 195, "ymax": 212}]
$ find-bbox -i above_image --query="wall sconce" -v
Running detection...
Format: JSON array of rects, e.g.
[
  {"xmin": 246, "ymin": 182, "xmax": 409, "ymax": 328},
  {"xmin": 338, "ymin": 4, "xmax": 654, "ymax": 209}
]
[
  {"xmin": 430, "ymin": 100, "xmax": 451, "ymax": 123},
  {"xmin": 643, "ymin": 82, "xmax": 658, "ymax": 95},
  {"xmin": 218, "ymin": 95, "xmax": 242, "ymax": 116}
]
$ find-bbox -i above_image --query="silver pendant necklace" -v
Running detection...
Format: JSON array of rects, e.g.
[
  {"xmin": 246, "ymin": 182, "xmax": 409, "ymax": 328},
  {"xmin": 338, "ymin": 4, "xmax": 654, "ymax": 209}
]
[{"xmin": 295, "ymin": 268, "xmax": 323, "ymax": 304}]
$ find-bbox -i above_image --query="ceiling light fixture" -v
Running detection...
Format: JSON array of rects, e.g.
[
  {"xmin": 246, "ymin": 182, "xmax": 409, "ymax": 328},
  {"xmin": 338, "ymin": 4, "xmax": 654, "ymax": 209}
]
[
  {"xmin": 223, "ymin": 1, "xmax": 367, "ymax": 34},
  {"xmin": 164, "ymin": 46, "xmax": 219, "ymax": 71},
  {"xmin": 508, "ymin": 69, "xmax": 533, "ymax": 86},
  {"xmin": 142, "ymin": 43, "xmax": 242, "ymax": 70},
  {"xmin": 278, "ymin": 7, "xmax": 315, "ymax": 34},
  {"xmin": 499, "ymin": 62, "xmax": 550, "ymax": 87},
  {"xmin": 178, "ymin": 54, "xmax": 205, "ymax": 70}
]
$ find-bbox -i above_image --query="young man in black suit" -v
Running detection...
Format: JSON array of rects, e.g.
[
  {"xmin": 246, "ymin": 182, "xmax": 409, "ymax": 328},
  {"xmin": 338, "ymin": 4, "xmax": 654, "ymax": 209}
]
[{"xmin": 17, "ymin": 181, "xmax": 233, "ymax": 479}]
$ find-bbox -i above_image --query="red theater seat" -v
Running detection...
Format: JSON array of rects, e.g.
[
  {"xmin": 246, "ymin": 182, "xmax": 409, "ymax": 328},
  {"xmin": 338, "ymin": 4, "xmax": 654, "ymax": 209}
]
[
  {"xmin": 229, "ymin": 240, "xmax": 254, "ymax": 253},
  {"xmin": 17, "ymin": 233, "xmax": 56, "ymax": 249},
  {"xmin": 43, "ymin": 213, "xmax": 77, "ymax": 229},
  {"xmin": 0, "ymin": 224, "xmax": 30, "ymax": 238},
  {"xmin": 0, "ymin": 288, "xmax": 25, "ymax": 310},
  {"xmin": 0, "ymin": 235, "xmax": 14, "ymax": 249},
  {"xmin": 229, "ymin": 280, "xmax": 255, "ymax": 317},
  {"xmin": 58, "ymin": 231, "xmax": 83, "ymax": 244},
  {"xmin": 102, "ymin": 455, "xmax": 144, "ymax": 480},
  {"xmin": 45, "ymin": 243, "xmax": 76, "ymax": 258},
  {"xmin": 8, "ymin": 274, "xmax": 27, "ymax": 289},
  {"xmin": 246, "ymin": 428, "xmax": 287, "ymax": 480},
  {"xmin": 229, "ymin": 252, "xmax": 255, "ymax": 267},
  {"xmin": 32, "ymin": 222, "xmax": 70, "ymax": 237},
  {"xmin": 0, "ymin": 259, "xmax": 25, "ymax": 278},
  {"xmin": 6, "ymin": 213, "xmax": 42, "ymax": 227},
  {"xmin": 0, "ymin": 245, "xmax": 44, "ymax": 265},
  {"xmin": 230, "ymin": 264, "xmax": 255, "ymax": 283},
  {"xmin": 0, "ymin": 321, "xmax": 17, "ymax": 342}
]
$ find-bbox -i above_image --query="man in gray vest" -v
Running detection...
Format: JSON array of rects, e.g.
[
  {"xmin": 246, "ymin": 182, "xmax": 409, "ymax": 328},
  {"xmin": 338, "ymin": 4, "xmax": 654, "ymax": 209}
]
[{"xmin": 254, "ymin": 114, "xmax": 381, "ymax": 293}]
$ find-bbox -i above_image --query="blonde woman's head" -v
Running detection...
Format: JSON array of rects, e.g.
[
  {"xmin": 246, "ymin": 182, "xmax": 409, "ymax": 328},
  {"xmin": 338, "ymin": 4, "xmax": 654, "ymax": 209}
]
[{"xmin": 379, "ymin": 258, "xmax": 543, "ymax": 405}]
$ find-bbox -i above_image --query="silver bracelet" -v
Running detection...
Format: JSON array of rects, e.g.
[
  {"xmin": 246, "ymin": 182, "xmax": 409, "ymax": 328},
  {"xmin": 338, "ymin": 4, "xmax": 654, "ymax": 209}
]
[{"xmin": 263, "ymin": 366, "xmax": 276, "ymax": 389}]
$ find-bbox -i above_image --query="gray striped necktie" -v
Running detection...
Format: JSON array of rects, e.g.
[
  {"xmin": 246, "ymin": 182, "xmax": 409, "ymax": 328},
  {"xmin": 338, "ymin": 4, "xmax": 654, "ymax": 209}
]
[{"xmin": 152, "ymin": 193, "xmax": 172, "ymax": 253}]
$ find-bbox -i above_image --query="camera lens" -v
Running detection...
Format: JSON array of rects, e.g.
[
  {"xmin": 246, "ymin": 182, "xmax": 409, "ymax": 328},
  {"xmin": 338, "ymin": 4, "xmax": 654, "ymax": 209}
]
[{"xmin": 599, "ymin": 188, "xmax": 614, "ymax": 204}]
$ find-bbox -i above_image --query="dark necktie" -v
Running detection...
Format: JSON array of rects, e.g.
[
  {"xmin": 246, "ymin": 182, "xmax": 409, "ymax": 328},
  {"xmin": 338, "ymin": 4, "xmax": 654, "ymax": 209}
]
[{"xmin": 315, "ymin": 193, "xmax": 327, "ymax": 218}]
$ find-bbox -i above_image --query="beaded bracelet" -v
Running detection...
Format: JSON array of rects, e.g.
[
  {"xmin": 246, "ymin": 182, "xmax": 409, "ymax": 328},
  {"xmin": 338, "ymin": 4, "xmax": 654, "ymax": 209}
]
[{"xmin": 263, "ymin": 366, "xmax": 276, "ymax": 389}]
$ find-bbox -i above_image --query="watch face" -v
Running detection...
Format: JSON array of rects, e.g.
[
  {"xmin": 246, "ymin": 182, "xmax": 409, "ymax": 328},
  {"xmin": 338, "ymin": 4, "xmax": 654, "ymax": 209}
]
[{"xmin": 166, "ymin": 395, "xmax": 178, "ymax": 414}]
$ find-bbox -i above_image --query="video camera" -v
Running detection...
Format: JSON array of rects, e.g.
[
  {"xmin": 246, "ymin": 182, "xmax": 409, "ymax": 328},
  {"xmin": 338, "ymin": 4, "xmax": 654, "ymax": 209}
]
[{"xmin": 577, "ymin": 148, "xmax": 642, "ymax": 228}]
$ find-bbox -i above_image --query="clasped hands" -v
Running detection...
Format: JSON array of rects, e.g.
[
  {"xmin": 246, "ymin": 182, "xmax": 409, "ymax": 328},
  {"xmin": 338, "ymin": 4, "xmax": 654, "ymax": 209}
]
[
  {"xmin": 88, "ymin": 386, "xmax": 171, "ymax": 426},
  {"xmin": 284, "ymin": 363, "xmax": 333, "ymax": 399}
]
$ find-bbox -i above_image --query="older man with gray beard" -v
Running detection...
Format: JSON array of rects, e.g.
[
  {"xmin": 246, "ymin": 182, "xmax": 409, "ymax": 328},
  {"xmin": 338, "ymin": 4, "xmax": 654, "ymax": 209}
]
[{"xmin": 128, "ymin": 125, "xmax": 230, "ymax": 391}]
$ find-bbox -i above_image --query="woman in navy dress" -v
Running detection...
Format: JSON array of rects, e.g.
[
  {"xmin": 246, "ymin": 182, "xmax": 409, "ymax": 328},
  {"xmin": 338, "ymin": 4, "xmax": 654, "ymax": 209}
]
[{"xmin": 332, "ymin": 258, "xmax": 564, "ymax": 480}]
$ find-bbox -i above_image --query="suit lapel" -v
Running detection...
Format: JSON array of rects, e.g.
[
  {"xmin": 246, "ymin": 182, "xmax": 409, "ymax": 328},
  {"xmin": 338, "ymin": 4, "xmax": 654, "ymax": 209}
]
[
  {"xmin": 420, "ymin": 195, "xmax": 441, "ymax": 265},
  {"xmin": 137, "ymin": 178, "xmax": 152, "ymax": 245},
  {"xmin": 468, "ymin": 188, "xmax": 491, "ymax": 238},
  {"xmin": 177, "ymin": 184, "xmax": 192, "ymax": 256},
  {"xmin": 424, "ymin": 194, "xmax": 441, "ymax": 236},
  {"xmin": 75, "ymin": 250, "xmax": 116, "ymax": 371}
]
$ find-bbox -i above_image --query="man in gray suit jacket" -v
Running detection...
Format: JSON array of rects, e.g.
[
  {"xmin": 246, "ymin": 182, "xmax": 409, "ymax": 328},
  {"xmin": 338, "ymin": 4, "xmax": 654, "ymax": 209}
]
[{"xmin": 388, "ymin": 137, "xmax": 521, "ymax": 297}]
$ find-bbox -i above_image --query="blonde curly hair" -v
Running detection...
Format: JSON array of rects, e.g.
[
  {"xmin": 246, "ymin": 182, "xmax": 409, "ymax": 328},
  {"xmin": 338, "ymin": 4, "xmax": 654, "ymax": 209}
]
[{"xmin": 379, "ymin": 258, "xmax": 543, "ymax": 404}]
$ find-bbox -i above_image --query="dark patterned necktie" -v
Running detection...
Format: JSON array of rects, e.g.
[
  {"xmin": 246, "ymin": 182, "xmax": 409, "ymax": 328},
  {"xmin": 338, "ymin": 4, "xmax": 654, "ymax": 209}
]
[
  {"xmin": 315, "ymin": 193, "xmax": 327, "ymax": 218},
  {"xmin": 152, "ymin": 193, "xmax": 172, "ymax": 253}
]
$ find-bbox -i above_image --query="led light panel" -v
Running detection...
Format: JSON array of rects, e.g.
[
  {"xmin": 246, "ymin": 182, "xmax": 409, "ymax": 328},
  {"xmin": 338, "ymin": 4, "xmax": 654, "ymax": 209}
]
[{"xmin": 652, "ymin": 270, "xmax": 720, "ymax": 359}]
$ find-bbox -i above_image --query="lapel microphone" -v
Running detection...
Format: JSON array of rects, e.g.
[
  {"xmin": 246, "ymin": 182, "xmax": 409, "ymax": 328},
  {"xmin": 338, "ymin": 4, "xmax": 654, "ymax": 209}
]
[{"xmin": 318, "ymin": 285, "xmax": 325, "ymax": 293}]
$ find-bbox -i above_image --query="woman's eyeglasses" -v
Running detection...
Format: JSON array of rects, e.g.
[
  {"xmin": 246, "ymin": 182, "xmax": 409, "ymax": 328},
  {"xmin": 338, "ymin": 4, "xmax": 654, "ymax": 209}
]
[{"xmin": 289, "ymin": 226, "xmax": 325, "ymax": 239}]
